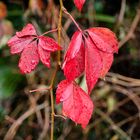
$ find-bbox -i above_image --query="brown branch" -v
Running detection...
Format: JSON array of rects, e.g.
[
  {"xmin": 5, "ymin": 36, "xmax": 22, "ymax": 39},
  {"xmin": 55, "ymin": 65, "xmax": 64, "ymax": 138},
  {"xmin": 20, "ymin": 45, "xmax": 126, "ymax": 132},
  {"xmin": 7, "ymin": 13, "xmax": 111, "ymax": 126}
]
[
  {"xmin": 113, "ymin": 85, "xmax": 140, "ymax": 118},
  {"xmin": 118, "ymin": 0, "xmax": 126, "ymax": 25},
  {"xmin": 4, "ymin": 103, "xmax": 48, "ymax": 140},
  {"xmin": 116, "ymin": 113, "xmax": 138, "ymax": 127},
  {"xmin": 107, "ymin": 72, "xmax": 140, "ymax": 82},
  {"xmin": 105, "ymin": 72, "xmax": 140, "ymax": 87},
  {"xmin": 114, "ymin": 0, "xmax": 126, "ymax": 31},
  {"xmin": 119, "ymin": 9, "xmax": 140, "ymax": 48},
  {"xmin": 54, "ymin": 114, "xmax": 67, "ymax": 120},
  {"xmin": 38, "ymin": 102, "xmax": 50, "ymax": 140},
  {"xmin": 95, "ymin": 109, "xmax": 131, "ymax": 140}
]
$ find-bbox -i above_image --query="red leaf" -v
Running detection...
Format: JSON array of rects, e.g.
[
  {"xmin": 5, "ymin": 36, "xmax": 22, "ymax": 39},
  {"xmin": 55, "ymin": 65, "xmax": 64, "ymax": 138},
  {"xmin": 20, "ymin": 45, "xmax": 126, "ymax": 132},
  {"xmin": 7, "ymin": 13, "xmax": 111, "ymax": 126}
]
[
  {"xmin": 16, "ymin": 23, "xmax": 37, "ymax": 37},
  {"xmin": 62, "ymin": 31, "xmax": 84, "ymax": 81},
  {"xmin": 74, "ymin": 0, "xmax": 86, "ymax": 11},
  {"xmin": 38, "ymin": 36, "xmax": 61, "ymax": 52},
  {"xmin": 85, "ymin": 37, "xmax": 102, "ymax": 94},
  {"xmin": 99, "ymin": 51, "xmax": 113, "ymax": 78},
  {"xmin": 56, "ymin": 80, "xmax": 73, "ymax": 104},
  {"xmin": 87, "ymin": 28, "xmax": 118, "ymax": 53},
  {"xmin": 56, "ymin": 80, "xmax": 94, "ymax": 128},
  {"xmin": 18, "ymin": 41, "xmax": 39, "ymax": 73},
  {"xmin": 38, "ymin": 46, "xmax": 50, "ymax": 68},
  {"xmin": 64, "ymin": 31, "xmax": 83, "ymax": 61},
  {"xmin": 8, "ymin": 23, "xmax": 61, "ymax": 74},
  {"xmin": 63, "ymin": 43, "xmax": 85, "ymax": 81},
  {"xmin": 7, "ymin": 35, "xmax": 34, "ymax": 54}
]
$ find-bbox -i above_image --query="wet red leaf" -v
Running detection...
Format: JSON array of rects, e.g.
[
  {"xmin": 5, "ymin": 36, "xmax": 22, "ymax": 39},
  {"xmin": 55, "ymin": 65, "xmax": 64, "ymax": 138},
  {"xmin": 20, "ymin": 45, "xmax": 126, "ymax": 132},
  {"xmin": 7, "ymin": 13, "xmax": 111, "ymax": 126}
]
[
  {"xmin": 16, "ymin": 23, "xmax": 37, "ymax": 37},
  {"xmin": 64, "ymin": 31, "xmax": 83, "ymax": 61},
  {"xmin": 38, "ymin": 46, "xmax": 50, "ymax": 68},
  {"xmin": 63, "ymin": 31, "xmax": 85, "ymax": 81},
  {"xmin": 56, "ymin": 80, "xmax": 94, "ymax": 128},
  {"xmin": 7, "ymin": 35, "xmax": 34, "ymax": 54},
  {"xmin": 85, "ymin": 37, "xmax": 102, "ymax": 94},
  {"xmin": 7, "ymin": 23, "xmax": 60, "ymax": 74},
  {"xmin": 99, "ymin": 51, "xmax": 113, "ymax": 78},
  {"xmin": 74, "ymin": 0, "xmax": 86, "ymax": 11},
  {"xmin": 63, "ymin": 28, "xmax": 118, "ymax": 94},
  {"xmin": 63, "ymin": 43, "xmax": 85, "ymax": 81},
  {"xmin": 18, "ymin": 41, "xmax": 39, "ymax": 73},
  {"xmin": 38, "ymin": 36, "xmax": 61, "ymax": 52},
  {"xmin": 87, "ymin": 28, "xmax": 118, "ymax": 53}
]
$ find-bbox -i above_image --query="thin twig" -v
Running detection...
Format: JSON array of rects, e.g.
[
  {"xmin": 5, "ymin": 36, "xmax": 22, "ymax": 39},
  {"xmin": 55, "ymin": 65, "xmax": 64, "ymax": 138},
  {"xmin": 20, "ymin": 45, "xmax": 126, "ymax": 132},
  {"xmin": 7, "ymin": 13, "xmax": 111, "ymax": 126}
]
[
  {"xmin": 41, "ymin": 28, "xmax": 58, "ymax": 36},
  {"xmin": 116, "ymin": 113, "xmax": 138, "ymax": 127},
  {"xmin": 119, "ymin": 9, "xmax": 140, "ymax": 48},
  {"xmin": 118, "ymin": 0, "xmax": 126, "ymax": 25},
  {"xmin": 113, "ymin": 85, "xmax": 140, "ymax": 118},
  {"xmin": 38, "ymin": 102, "xmax": 50, "ymax": 140},
  {"xmin": 29, "ymin": 87, "xmax": 51, "ymax": 93},
  {"xmin": 57, "ymin": 120, "xmax": 72, "ymax": 140},
  {"xmin": 107, "ymin": 72, "xmax": 140, "ymax": 82},
  {"xmin": 96, "ymin": 109, "xmax": 131, "ymax": 140},
  {"xmin": 4, "ymin": 103, "xmax": 48, "ymax": 140},
  {"xmin": 50, "ymin": 89, "xmax": 55, "ymax": 140},
  {"xmin": 62, "ymin": 7, "xmax": 82, "ymax": 32},
  {"xmin": 54, "ymin": 114, "xmax": 67, "ymax": 120},
  {"xmin": 105, "ymin": 72, "xmax": 140, "ymax": 87},
  {"xmin": 114, "ymin": 0, "xmax": 126, "ymax": 31}
]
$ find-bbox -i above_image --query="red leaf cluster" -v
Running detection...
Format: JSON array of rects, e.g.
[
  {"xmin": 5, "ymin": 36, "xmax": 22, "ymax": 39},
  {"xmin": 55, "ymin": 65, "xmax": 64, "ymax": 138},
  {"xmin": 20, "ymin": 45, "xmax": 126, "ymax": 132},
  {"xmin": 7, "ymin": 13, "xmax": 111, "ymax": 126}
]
[
  {"xmin": 7, "ymin": 23, "xmax": 118, "ymax": 128},
  {"xmin": 63, "ymin": 28, "xmax": 118, "ymax": 94},
  {"xmin": 56, "ymin": 27, "xmax": 118, "ymax": 127},
  {"xmin": 7, "ymin": 24, "xmax": 61, "ymax": 73}
]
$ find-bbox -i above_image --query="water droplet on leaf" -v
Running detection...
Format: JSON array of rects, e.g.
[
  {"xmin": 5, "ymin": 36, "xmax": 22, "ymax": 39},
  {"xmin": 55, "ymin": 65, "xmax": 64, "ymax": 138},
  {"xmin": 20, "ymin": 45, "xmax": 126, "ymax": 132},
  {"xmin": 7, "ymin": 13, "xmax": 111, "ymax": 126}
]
[{"xmin": 31, "ymin": 60, "xmax": 36, "ymax": 64}]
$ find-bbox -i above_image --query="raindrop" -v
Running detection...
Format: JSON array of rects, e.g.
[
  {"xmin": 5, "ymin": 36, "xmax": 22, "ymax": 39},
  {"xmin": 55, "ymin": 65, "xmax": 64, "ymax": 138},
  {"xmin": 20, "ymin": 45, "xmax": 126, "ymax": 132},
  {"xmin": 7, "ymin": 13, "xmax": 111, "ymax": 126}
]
[{"xmin": 31, "ymin": 60, "xmax": 36, "ymax": 65}]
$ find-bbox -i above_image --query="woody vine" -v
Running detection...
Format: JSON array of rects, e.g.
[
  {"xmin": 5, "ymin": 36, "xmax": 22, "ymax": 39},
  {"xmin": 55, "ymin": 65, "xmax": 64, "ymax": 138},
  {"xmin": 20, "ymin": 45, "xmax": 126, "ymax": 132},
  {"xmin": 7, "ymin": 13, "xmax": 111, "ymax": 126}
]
[{"xmin": 6, "ymin": 0, "xmax": 118, "ymax": 140}]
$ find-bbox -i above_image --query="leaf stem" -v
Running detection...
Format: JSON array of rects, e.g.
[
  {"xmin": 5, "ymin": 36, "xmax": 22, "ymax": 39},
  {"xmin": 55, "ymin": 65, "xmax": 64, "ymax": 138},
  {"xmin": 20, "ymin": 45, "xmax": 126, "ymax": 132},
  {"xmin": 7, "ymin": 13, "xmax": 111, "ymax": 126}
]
[
  {"xmin": 50, "ymin": 89, "xmax": 55, "ymax": 140},
  {"xmin": 29, "ymin": 66, "xmax": 59, "ymax": 140},
  {"xmin": 29, "ymin": 87, "xmax": 51, "ymax": 93},
  {"xmin": 62, "ymin": 7, "xmax": 82, "ymax": 32},
  {"xmin": 57, "ymin": 0, "xmax": 63, "ymax": 66},
  {"xmin": 49, "ymin": 1, "xmax": 64, "ymax": 138},
  {"xmin": 50, "ymin": 64, "xmax": 58, "ymax": 140},
  {"xmin": 41, "ymin": 28, "xmax": 58, "ymax": 36},
  {"xmin": 48, "ymin": 0, "xmax": 64, "ymax": 139}
]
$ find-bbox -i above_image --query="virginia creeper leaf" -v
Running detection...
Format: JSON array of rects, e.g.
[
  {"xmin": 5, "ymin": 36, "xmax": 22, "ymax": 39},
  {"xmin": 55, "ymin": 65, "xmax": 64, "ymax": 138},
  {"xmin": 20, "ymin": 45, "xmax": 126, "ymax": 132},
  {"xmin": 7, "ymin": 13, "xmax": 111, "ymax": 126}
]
[
  {"xmin": 74, "ymin": 0, "xmax": 86, "ymax": 11},
  {"xmin": 18, "ymin": 41, "xmax": 39, "ymax": 73},
  {"xmin": 56, "ymin": 80, "xmax": 94, "ymax": 128},
  {"xmin": 56, "ymin": 80, "xmax": 73, "ymax": 104},
  {"xmin": 99, "ymin": 51, "xmax": 113, "ymax": 78},
  {"xmin": 63, "ymin": 43, "xmax": 85, "ymax": 81},
  {"xmin": 85, "ymin": 37, "xmax": 102, "ymax": 94},
  {"xmin": 38, "ymin": 46, "xmax": 51, "ymax": 68},
  {"xmin": 64, "ymin": 31, "xmax": 83, "ymax": 61},
  {"xmin": 16, "ymin": 23, "xmax": 37, "ymax": 37},
  {"xmin": 63, "ymin": 27, "xmax": 118, "ymax": 94},
  {"xmin": 7, "ymin": 23, "xmax": 61, "ymax": 74},
  {"xmin": 7, "ymin": 35, "xmax": 34, "ymax": 54},
  {"xmin": 87, "ymin": 28, "xmax": 118, "ymax": 53},
  {"xmin": 38, "ymin": 36, "xmax": 61, "ymax": 52}
]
